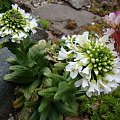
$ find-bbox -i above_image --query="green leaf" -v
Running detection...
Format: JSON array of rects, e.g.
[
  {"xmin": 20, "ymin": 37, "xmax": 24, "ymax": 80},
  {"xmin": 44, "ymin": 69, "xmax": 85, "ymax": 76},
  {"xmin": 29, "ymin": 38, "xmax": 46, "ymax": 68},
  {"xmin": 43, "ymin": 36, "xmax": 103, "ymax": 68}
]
[
  {"xmin": 38, "ymin": 19, "xmax": 50, "ymax": 30},
  {"xmin": 29, "ymin": 80, "xmax": 41, "ymax": 94},
  {"xmin": 34, "ymin": 114, "xmax": 40, "ymax": 120},
  {"xmin": 8, "ymin": 65, "xmax": 37, "ymax": 77},
  {"xmin": 49, "ymin": 107, "xmax": 63, "ymax": 120},
  {"xmin": 28, "ymin": 40, "xmax": 46, "ymax": 60},
  {"xmin": 3, "ymin": 74, "xmax": 35, "ymax": 84},
  {"xmin": 69, "ymin": 100, "xmax": 78, "ymax": 112},
  {"xmin": 6, "ymin": 57, "xmax": 18, "ymax": 65},
  {"xmin": 54, "ymin": 62, "xmax": 67, "ymax": 70},
  {"xmin": 28, "ymin": 41, "xmax": 47, "ymax": 68},
  {"xmin": 43, "ymin": 67, "xmax": 52, "ymax": 77},
  {"xmin": 49, "ymin": 73, "xmax": 66, "ymax": 83},
  {"xmin": 24, "ymin": 87, "xmax": 31, "ymax": 100},
  {"xmin": 24, "ymin": 100, "xmax": 38, "ymax": 108},
  {"xmin": 22, "ymin": 37, "xmax": 35, "ymax": 53},
  {"xmin": 57, "ymin": 102, "xmax": 78, "ymax": 116},
  {"xmin": 75, "ymin": 90, "xmax": 86, "ymax": 97},
  {"xmin": 54, "ymin": 81, "xmax": 68, "ymax": 100},
  {"xmin": 38, "ymin": 87, "xmax": 57, "ymax": 98},
  {"xmin": 9, "ymin": 65, "xmax": 27, "ymax": 71},
  {"xmin": 44, "ymin": 78, "xmax": 52, "ymax": 87},
  {"xmin": 24, "ymin": 81, "xmax": 40, "ymax": 101},
  {"xmin": 39, "ymin": 101, "xmax": 51, "ymax": 120},
  {"xmin": 39, "ymin": 114, "xmax": 47, "ymax": 120},
  {"xmin": 38, "ymin": 99, "xmax": 49, "ymax": 113},
  {"xmin": 29, "ymin": 110, "xmax": 38, "ymax": 120},
  {"xmin": 54, "ymin": 81, "xmax": 76, "ymax": 101}
]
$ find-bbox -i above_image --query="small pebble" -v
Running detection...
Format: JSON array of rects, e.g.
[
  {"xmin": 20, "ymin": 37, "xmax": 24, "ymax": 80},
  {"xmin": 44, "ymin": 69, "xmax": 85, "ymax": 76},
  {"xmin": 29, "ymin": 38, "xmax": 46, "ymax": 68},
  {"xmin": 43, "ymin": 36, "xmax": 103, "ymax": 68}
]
[{"xmin": 8, "ymin": 114, "xmax": 14, "ymax": 120}]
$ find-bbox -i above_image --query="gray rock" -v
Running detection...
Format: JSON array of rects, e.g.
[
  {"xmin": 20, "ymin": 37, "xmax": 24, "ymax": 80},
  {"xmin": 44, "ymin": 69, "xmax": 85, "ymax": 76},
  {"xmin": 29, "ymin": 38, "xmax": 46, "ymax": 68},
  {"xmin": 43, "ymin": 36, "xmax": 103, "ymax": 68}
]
[
  {"xmin": 30, "ymin": 26, "xmax": 48, "ymax": 41},
  {"xmin": 0, "ymin": 48, "xmax": 15, "ymax": 120},
  {"xmin": 12, "ymin": 0, "xmax": 33, "ymax": 12},
  {"xmin": 32, "ymin": 4, "xmax": 99, "ymax": 35},
  {"xmin": 65, "ymin": 0, "xmax": 90, "ymax": 9}
]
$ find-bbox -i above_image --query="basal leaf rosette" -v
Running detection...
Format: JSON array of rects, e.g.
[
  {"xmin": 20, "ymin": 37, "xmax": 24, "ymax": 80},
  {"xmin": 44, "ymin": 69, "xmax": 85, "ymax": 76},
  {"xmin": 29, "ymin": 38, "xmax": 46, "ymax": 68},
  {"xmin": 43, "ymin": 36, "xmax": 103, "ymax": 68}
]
[
  {"xmin": 0, "ymin": 4, "xmax": 38, "ymax": 43},
  {"xmin": 58, "ymin": 32, "xmax": 120, "ymax": 97}
]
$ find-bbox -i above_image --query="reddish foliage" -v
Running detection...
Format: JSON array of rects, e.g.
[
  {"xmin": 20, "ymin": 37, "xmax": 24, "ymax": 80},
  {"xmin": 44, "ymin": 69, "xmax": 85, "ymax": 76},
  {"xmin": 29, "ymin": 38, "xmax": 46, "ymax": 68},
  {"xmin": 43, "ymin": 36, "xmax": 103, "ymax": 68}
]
[{"xmin": 112, "ymin": 31, "xmax": 120, "ymax": 53}]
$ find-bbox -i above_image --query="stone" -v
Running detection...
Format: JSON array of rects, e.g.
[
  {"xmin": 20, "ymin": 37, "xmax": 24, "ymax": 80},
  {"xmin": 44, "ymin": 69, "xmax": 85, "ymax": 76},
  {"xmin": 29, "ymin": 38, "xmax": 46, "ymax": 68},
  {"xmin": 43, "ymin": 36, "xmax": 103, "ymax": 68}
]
[
  {"xmin": 0, "ymin": 47, "xmax": 15, "ymax": 120},
  {"xmin": 30, "ymin": 24, "xmax": 48, "ymax": 41},
  {"xmin": 32, "ymin": 4, "xmax": 99, "ymax": 35},
  {"xmin": 12, "ymin": 0, "xmax": 33, "ymax": 12},
  {"xmin": 65, "ymin": 0, "xmax": 90, "ymax": 9}
]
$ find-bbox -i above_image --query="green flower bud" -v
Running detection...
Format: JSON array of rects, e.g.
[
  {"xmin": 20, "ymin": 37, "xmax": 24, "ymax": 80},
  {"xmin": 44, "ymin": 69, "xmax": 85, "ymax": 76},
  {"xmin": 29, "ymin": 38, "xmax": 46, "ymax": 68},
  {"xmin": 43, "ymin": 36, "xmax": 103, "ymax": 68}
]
[
  {"xmin": 95, "ymin": 59, "xmax": 99, "ymax": 62},
  {"xmin": 91, "ymin": 58, "xmax": 95, "ymax": 63}
]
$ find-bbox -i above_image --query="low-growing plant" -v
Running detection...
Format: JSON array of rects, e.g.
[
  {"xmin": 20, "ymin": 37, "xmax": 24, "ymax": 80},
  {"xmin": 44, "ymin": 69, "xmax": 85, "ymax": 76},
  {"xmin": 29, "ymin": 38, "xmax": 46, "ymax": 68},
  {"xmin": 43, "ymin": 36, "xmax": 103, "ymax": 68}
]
[
  {"xmin": 38, "ymin": 19, "xmax": 50, "ymax": 30},
  {"xmin": 4, "ymin": 40, "xmax": 79, "ymax": 120},
  {"xmin": 89, "ymin": 0, "xmax": 120, "ymax": 16},
  {"xmin": 79, "ymin": 87, "xmax": 120, "ymax": 120},
  {"xmin": 1, "ymin": 3, "xmax": 120, "ymax": 120}
]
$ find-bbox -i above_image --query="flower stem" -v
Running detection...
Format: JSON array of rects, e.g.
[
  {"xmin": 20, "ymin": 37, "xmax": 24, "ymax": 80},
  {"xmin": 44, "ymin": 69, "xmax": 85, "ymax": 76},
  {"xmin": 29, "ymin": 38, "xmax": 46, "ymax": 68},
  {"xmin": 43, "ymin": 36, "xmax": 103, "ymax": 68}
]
[{"xmin": 98, "ymin": 94, "xmax": 102, "ymax": 118}]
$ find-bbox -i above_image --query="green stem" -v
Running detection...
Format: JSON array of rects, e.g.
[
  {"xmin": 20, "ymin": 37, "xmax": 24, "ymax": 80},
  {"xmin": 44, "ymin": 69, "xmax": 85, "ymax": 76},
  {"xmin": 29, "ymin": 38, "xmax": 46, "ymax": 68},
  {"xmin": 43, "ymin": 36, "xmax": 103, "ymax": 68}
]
[
  {"xmin": 98, "ymin": 94, "xmax": 102, "ymax": 118},
  {"xmin": 20, "ymin": 37, "xmax": 29, "ymax": 52}
]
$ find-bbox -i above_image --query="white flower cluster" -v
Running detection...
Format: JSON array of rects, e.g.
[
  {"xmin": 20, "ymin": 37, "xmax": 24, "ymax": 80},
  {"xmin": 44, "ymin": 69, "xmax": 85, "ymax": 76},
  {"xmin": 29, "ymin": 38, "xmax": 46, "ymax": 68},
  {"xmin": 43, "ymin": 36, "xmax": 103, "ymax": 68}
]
[
  {"xmin": 0, "ymin": 4, "xmax": 38, "ymax": 43},
  {"xmin": 58, "ymin": 32, "xmax": 120, "ymax": 97}
]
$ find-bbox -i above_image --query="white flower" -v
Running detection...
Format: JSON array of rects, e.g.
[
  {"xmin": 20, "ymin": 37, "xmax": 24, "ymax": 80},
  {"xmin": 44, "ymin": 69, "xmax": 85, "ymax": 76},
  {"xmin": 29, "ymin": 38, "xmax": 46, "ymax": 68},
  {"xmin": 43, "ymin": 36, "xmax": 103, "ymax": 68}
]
[
  {"xmin": 70, "ymin": 70, "xmax": 78, "ymax": 79},
  {"xmin": 74, "ymin": 80, "xmax": 82, "ymax": 87},
  {"xmin": 99, "ymin": 80, "xmax": 112, "ymax": 94},
  {"xmin": 0, "ymin": 13, "xmax": 3, "ymax": 17},
  {"xmin": 99, "ymin": 35, "xmax": 109, "ymax": 43},
  {"xmin": 80, "ymin": 58, "xmax": 88, "ymax": 66},
  {"xmin": 79, "ymin": 71, "xmax": 91, "ymax": 80},
  {"xmin": 104, "ymin": 28, "xmax": 115, "ymax": 36},
  {"xmin": 18, "ymin": 7, "xmax": 25, "ymax": 14},
  {"xmin": 66, "ymin": 62, "xmax": 79, "ymax": 79},
  {"xmin": 62, "ymin": 35, "xmax": 77, "ymax": 44},
  {"xmin": 82, "ymin": 66, "xmax": 90, "ymax": 75},
  {"xmin": 86, "ymin": 82, "xmax": 97, "ymax": 97},
  {"xmin": 58, "ymin": 47, "xmax": 73, "ymax": 60},
  {"xmin": 24, "ymin": 26, "xmax": 30, "ymax": 32},
  {"xmin": 29, "ymin": 19, "xmax": 38, "ymax": 34},
  {"xmin": 61, "ymin": 35, "xmax": 77, "ymax": 50},
  {"xmin": 58, "ymin": 32, "xmax": 120, "ymax": 97},
  {"xmin": 18, "ymin": 31, "xmax": 27, "ymax": 39},
  {"xmin": 114, "ymin": 57, "xmax": 120, "ymax": 68},
  {"xmin": 75, "ymin": 78, "xmax": 89, "ymax": 88},
  {"xmin": 61, "ymin": 36, "xmax": 67, "ymax": 40},
  {"xmin": 75, "ymin": 31, "xmax": 89, "ymax": 46},
  {"xmin": 108, "ymin": 82, "xmax": 119, "ymax": 89},
  {"xmin": 0, "ymin": 4, "xmax": 38, "ymax": 43},
  {"xmin": 82, "ymin": 78, "xmax": 89, "ymax": 88},
  {"xmin": 104, "ymin": 74, "xmax": 114, "ymax": 82},
  {"xmin": 107, "ymin": 43, "xmax": 115, "ymax": 51},
  {"xmin": 12, "ymin": 4, "xmax": 18, "ymax": 10},
  {"xmin": 74, "ymin": 53, "xmax": 84, "ymax": 61},
  {"xmin": 11, "ymin": 34, "xmax": 19, "ymax": 39}
]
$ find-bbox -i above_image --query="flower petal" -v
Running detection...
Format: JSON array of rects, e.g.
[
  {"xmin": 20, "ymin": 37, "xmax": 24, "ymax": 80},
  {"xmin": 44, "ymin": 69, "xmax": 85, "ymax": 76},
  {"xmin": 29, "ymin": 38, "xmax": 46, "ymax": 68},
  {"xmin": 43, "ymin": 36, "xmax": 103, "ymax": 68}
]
[
  {"xmin": 70, "ymin": 70, "xmax": 78, "ymax": 79},
  {"xmin": 74, "ymin": 80, "xmax": 82, "ymax": 87},
  {"xmin": 82, "ymin": 66, "xmax": 89, "ymax": 75},
  {"xmin": 82, "ymin": 78, "xmax": 88, "ymax": 88},
  {"xmin": 86, "ymin": 91, "xmax": 92, "ymax": 97}
]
